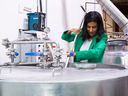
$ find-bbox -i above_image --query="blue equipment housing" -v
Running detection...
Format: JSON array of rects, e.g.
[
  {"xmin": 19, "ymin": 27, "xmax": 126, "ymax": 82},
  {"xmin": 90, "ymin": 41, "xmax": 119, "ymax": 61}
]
[{"xmin": 27, "ymin": 12, "xmax": 46, "ymax": 31}]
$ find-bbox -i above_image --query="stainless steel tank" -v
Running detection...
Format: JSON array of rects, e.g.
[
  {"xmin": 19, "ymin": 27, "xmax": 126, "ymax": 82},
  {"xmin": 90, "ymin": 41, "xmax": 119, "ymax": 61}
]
[
  {"xmin": 103, "ymin": 40, "xmax": 128, "ymax": 66},
  {"xmin": 0, "ymin": 64, "xmax": 128, "ymax": 96}
]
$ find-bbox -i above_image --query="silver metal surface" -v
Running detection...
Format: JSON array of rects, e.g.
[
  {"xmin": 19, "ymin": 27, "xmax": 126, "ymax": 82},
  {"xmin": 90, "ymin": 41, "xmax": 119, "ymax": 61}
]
[
  {"xmin": 103, "ymin": 40, "xmax": 128, "ymax": 68},
  {"xmin": 104, "ymin": 51, "xmax": 128, "ymax": 64},
  {"xmin": 0, "ymin": 64, "xmax": 128, "ymax": 96}
]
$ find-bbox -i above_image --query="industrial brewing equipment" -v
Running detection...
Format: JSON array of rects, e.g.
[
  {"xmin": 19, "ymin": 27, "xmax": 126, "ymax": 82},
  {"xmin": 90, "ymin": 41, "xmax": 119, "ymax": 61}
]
[{"xmin": 1, "ymin": 0, "xmax": 128, "ymax": 96}]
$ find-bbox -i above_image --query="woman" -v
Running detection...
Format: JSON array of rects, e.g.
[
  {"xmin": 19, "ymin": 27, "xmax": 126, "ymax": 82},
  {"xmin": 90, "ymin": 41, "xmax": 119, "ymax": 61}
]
[{"xmin": 61, "ymin": 11, "xmax": 108, "ymax": 63}]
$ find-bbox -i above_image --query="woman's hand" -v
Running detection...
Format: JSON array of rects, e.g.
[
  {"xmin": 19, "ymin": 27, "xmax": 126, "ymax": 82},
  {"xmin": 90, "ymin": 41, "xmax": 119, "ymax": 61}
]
[{"xmin": 67, "ymin": 28, "xmax": 80, "ymax": 35}]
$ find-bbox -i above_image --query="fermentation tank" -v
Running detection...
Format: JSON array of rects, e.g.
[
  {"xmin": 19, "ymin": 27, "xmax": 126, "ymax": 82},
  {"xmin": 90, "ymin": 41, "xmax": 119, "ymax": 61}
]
[
  {"xmin": 0, "ymin": 64, "xmax": 128, "ymax": 96},
  {"xmin": 103, "ymin": 39, "xmax": 128, "ymax": 66}
]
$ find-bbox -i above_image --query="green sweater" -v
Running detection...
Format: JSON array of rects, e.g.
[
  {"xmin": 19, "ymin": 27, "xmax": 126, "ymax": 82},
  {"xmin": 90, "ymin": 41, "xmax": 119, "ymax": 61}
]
[{"xmin": 61, "ymin": 31, "xmax": 108, "ymax": 63}]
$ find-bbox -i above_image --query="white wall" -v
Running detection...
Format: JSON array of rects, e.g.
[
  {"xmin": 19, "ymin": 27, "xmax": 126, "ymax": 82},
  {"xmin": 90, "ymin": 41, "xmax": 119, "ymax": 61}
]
[
  {"xmin": 0, "ymin": 0, "xmax": 19, "ymax": 64},
  {"xmin": 0, "ymin": 0, "xmax": 101, "ymax": 64}
]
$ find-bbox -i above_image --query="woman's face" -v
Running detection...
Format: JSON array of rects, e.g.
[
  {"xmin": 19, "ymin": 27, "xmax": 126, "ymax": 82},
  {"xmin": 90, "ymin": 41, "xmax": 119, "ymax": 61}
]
[{"xmin": 87, "ymin": 21, "xmax": 97, "ymax": 37}]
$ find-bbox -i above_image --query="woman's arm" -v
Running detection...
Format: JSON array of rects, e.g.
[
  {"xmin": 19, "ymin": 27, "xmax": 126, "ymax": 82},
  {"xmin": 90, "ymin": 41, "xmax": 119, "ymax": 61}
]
[
  {"xmin": 61, "ymin": 28, "xmax": 80, "ymax": 42},
  {"xmin": 75, "ymin": 33, "xmax": 108, "ymax": 62}
]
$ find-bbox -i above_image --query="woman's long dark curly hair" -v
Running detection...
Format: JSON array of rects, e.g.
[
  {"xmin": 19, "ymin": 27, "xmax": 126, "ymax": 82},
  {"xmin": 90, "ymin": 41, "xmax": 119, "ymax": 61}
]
[{"xmin": 81, "ymin": 11, "xmax": 105, "ymax": 42}]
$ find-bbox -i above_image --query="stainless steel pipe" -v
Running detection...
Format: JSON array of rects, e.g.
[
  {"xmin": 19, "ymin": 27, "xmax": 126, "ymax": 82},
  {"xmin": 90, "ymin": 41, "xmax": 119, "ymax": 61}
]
[{"xmin": 96, "ymin": 0, "xmax": 128, "ymax": 37}]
